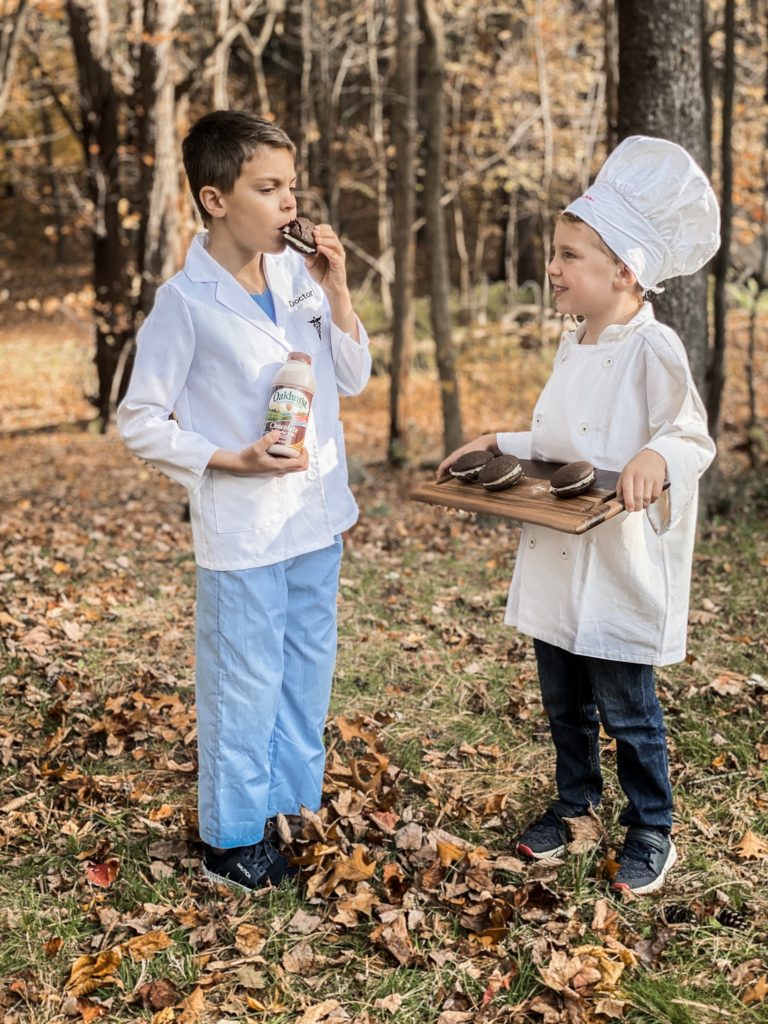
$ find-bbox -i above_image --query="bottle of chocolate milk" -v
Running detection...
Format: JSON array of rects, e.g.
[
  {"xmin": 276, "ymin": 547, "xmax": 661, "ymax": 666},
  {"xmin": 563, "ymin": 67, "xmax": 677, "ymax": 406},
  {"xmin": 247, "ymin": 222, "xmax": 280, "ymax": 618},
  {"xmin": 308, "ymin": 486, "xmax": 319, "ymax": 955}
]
[{"xmin": 263, "ymin": 352, "xmax": 316, "ymax": 458}]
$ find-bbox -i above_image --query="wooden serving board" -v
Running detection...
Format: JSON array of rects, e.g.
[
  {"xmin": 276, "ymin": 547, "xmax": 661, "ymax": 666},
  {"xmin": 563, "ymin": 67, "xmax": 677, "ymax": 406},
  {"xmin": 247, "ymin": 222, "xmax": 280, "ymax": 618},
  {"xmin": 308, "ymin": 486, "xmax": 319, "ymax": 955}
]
[{"xmin": 411, "ymin": 459, "xmax": 627, "ymax": 535}]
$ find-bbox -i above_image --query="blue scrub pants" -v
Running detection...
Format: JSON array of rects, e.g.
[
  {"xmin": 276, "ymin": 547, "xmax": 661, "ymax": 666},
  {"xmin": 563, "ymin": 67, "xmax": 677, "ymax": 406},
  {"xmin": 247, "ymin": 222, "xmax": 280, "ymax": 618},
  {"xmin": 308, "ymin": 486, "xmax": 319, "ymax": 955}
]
[{"xmin": 195, "ymin": 537, "xmax": 342, "ymax": 848}]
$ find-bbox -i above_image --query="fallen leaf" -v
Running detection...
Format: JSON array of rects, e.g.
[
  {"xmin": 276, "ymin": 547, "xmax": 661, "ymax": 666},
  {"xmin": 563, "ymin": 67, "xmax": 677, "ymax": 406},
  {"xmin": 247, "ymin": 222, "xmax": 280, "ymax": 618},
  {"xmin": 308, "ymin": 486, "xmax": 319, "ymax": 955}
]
[
  {"xmin": 137, "ymin": 978, "xmax": 179, "ymax": 1010},
  {"xmin": 321, "ymin": 844, "xmax": 376, "ymax": 895},
  {"xmin": 176, "ymin": 986, "xmax": 206, "ymax": 1023},
  {"xmin": 373, "ymin": 993, "xmax": 403, "ymax": 1014},
  {"xmin": 65, "ymin": 949, "xmax": 123, "ymax": 997},
  {"xmin": 295, "ymin": 998, "xmax": 342, "ymax": 1024},
  {"xmin": 370, "ymin": 913, "xmax": 416, "ymax": 966},
  {"xmin": 286, "ymin": 908, "xmax": 323, "ymax": 934},
  {"xmin": 734, "ymin": 830, "xmax": 768, "ymax": 860},
  {"xmin": 85, "ymin": 858, "xmax": 120, "ymax": 888},
  {"xmin": 743, "ymin": 974, "xmax": 768, "ymax": 1006},
  {"xmin": 123, "ymin": 930, "xmax": 174, "ymax": 960}
]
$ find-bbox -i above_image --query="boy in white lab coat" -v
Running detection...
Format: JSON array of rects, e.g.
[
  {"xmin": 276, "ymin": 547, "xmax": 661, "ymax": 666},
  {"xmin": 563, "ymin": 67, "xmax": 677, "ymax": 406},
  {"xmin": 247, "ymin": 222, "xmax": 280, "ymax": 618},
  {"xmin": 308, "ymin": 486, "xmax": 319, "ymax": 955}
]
[
  {"xmin": 437, "ymin": 137, "xmax": 719, "ymax": 894},
  {"xmin": 118, "ymin": 110, "xmax": 371, "ymax": 891}
]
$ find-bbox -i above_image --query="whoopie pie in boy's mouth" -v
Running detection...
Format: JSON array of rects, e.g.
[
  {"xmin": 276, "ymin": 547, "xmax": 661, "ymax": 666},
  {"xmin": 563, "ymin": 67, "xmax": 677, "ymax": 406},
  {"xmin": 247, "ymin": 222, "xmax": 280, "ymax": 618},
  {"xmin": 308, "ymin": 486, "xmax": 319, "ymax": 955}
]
[{"xmin": 282, "ymin": 217, "xmax": 318, "ymax": 256}]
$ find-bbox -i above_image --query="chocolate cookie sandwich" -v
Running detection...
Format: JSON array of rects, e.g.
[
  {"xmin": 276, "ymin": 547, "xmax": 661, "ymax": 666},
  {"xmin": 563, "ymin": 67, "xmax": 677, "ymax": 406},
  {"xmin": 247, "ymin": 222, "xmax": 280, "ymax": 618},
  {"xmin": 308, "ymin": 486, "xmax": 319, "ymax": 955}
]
[
  {"xmin": 549, "ymin": 460, "xmax": 596, "ymax": 499},
  {"xmin": 282, "ymin": 217, "xmax": 317, "ymax": 256},
  {"xmin": 449, "ymin": 450, "xmax": 494, "ymax": 483},
  {"xmin": 478, "ymin": 454, "xmax": 524, "ymax": 491}
]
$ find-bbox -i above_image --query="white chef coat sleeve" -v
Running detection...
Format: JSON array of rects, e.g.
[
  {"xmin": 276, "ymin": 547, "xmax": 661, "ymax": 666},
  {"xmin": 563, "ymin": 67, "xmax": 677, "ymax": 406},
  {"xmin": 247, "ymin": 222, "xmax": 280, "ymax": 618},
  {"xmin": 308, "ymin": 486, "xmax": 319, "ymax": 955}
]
[
  {"xmin": 116, "ymin": 285, "xmax": 218, "ymax": 493},
  {"xmin": 496, "ymin": 431, "xmax": 532, "ymax": 458},
  {"xmin": 641, "ymin": 332, "xmax": 716, "ymax": 535},
  {"xmin": 329, "ymin": 317, "xmax": 372, "ymax": 396}
]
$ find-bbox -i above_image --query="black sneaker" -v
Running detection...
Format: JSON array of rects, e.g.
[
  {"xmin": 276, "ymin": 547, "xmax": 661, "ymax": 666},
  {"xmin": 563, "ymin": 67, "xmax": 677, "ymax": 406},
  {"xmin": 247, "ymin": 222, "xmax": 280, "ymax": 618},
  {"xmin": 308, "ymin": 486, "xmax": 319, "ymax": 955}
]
[
  {"xmin": 201, "ymin": 839, "xmax": 295, "ymax": 892},
  {"xmin": 611, "ymin": 827, "xmax": 677, "ymax": 895},
  {"xmin": 516, "ymin": 807, "xmax": 570, "ymax": 860}
]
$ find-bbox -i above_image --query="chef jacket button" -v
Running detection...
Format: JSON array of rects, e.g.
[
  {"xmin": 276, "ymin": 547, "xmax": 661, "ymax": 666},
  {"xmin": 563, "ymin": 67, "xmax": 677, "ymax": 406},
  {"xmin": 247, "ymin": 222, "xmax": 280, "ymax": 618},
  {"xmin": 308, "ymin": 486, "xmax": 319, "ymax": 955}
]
[
  {"xmin": 602, "ymin": 356, "xmax": 614, "ymax": 367},
  {"xmin": 560, "ymin": 353, "xmax": 568, "ymax": 362},
  {"xmin": 528, "ymin": 536, "xmax": 536, "ymax": 549},
  {"xmin": 560, "ymin": 547, "xmax": 569, "ymax": 560},
  {"xmin": 307, "ymin": 469, "xmax": 318, "ymax": 480},
  {"xmin": 578, "ymin": 423, "xmax": 589, "ymax": 435},
  {"xmin": 534, "ymin": 415, "xmax": 543, "ymax": 426}
]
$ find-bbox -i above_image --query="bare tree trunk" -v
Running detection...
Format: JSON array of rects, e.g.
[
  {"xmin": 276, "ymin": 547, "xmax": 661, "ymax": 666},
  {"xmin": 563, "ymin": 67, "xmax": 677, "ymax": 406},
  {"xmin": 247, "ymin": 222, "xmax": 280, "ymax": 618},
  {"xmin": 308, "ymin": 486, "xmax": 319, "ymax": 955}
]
[
  {"xmin": 418, "ymin": 0, "xmax": 462, "ymax": 456},
  {"xmin": 616, "ymin": 0, "xmax": 711, "ymax": 395},
  {"xmin": 297, "ymin": 0, "xmax": 313, "ymax": 199},
  {"xmin": 366, "ymin": 0, "xmax": 392, "ymax": 318},
  {"xmin": 0, "ymin": 0, "xmax": 30, "ymax": 118},
  {"xmin": 603, "ymin": 0, "xmax": 618, "ymax": 152},
  {"xmin": 707, "ymin": 0, "xmax": 735, "ymax": 442},
  {"xmin": 534, "ymin": 0, "xmax": 553, "ymax": 323},
  {"xmin": 66, "ymin": 0, "xmax": 132, "ymax": 431},
  {"xmin": 388, "ymin": 0, "xmax": 418, "ymax": 466}
]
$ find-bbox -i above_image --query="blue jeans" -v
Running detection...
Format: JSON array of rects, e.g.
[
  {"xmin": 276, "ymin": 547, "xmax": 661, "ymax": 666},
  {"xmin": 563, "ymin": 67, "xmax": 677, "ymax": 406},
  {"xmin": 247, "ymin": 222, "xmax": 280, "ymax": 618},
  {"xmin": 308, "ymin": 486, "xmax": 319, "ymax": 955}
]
[
  {"xmin": 533, "ymin": 639, "xmax": 673, "ymax": 831},
  {"xmin": 195, "ymin": 537, "xmax": 343, "ymax": 848}
]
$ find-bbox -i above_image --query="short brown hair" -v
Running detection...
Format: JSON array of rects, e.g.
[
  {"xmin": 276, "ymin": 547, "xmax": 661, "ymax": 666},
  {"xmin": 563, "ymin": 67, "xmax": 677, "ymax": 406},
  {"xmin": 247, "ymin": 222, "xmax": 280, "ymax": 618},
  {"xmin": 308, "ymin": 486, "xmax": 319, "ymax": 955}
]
[
  {"xmin": 557, "ymin": 211, "xmax": 644, "ymax": 294},
  {"xmin": 182, "ymin": 110, "xmax": 296, "ymax": 222}
]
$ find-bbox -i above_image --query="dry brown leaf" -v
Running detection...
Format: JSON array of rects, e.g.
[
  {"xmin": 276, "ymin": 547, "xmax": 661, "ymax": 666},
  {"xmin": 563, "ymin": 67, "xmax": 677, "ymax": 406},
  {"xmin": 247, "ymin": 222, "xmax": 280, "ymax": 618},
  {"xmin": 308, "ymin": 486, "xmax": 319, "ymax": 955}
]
[
  {"xmin": 176, "ymin": 985, "xmax": 206, "ymax": 1023},
  {"xmin": 335, "ymin": 715, "xmax": 379, "ymax": 748},
  {"xmin": 295, "ymin": 998, "xmax": 342, "ymax": 1024},
  {"xmin": 370, "ymin": 913, "xmax": 416, "ymax": 966},
  {"xmin": 283, "ymin": 940, "xmax": 322, "ymax": 974},
  {"xmin": 734, "ymin": 830, "xmax": 768, "ymax": 860},
  {"xmin": 137, "ymin": 978, "xmax": 179, "ymax": 1011},
  {"xmin": 234, "ymin": 923, "xmax": 268, "ymax": 956},
  {"xmin": 594, "ymin": 996, "xmax": 629, "ymax": 1019},
  {"xmin": 321, "ymin": 844, "xmax": 376, "ymax": 895},
  {"xmin": 563, "ymin": 813, "xmax": 604, "ymax": 853},
  {"xmin": 743, "ymin": 974, "xmax": 768, "ymax": 1006},
  {"xmin": 373, "ymin": 993, "xmax": 403, "ymax": 1014},
  {"xmin": 65, "ymin": 949, "xmax": 123, "ymax": 997},
  {"xmin": 150, "ymin": 1009, "xmax": 176, "ymax": 1024},
  {"xmin": 123, "ymin": 930, "xmax": 174, "ymax": 960},
  {"xmin": 286, "ymin": 908, "xmax": 323, "ymax": 934}
]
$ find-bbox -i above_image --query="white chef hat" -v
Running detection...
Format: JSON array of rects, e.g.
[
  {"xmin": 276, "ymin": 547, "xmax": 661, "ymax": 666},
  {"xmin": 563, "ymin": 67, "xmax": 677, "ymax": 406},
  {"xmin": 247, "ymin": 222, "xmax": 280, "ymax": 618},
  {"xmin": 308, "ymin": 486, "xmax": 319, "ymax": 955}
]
[{"xmin": 564, "ymin": 135, "xmax": 721, "ymax": 292}]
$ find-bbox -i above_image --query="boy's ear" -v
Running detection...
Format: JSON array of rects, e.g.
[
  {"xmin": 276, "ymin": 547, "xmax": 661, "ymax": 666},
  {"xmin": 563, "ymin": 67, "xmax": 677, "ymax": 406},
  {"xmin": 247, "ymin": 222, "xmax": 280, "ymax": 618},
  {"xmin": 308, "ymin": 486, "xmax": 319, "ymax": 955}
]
[
  {"xmin": 616, "ymin": 263, "xmax": 639, "ymax": 290},
  {"xmin": 199, "ymin": 186, "xmax": 226, "ymax": 219}
]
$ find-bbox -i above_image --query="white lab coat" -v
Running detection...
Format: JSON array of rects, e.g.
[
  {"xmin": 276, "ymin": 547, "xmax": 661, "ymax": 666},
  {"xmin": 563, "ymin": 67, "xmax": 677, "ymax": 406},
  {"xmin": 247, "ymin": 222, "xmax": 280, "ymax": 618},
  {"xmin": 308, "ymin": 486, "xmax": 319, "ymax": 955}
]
[
  {"xmin": 497, "ymin": 304, "xmax": 715, "ymax": 666},
  {"xmin": 117, "ymin": 233, "xmax": 371, "ymax": 570}
]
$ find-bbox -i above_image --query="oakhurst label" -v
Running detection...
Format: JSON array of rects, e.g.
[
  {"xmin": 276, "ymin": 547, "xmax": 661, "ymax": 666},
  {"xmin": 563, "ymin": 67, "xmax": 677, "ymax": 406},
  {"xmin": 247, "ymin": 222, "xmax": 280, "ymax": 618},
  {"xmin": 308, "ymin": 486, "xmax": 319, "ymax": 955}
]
[{"xmin": 264, "ymin": 384, "xmax": 313, "ymax": 451}]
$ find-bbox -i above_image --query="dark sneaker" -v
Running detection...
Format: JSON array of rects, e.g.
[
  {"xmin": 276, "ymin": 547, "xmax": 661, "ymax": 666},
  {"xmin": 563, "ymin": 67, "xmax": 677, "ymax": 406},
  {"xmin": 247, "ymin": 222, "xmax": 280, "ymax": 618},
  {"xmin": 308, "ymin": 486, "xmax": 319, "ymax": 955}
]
[
  {"xmin": 202, "ymin": 839, "xmax": 296, "ymax": 892},
  {"xmin": 611, "ymin": 827, "xmax": 677, "ymax": 895},
  {"xmin": 516, "ymin": 807, "xmax": 570, "ymax": 859}
]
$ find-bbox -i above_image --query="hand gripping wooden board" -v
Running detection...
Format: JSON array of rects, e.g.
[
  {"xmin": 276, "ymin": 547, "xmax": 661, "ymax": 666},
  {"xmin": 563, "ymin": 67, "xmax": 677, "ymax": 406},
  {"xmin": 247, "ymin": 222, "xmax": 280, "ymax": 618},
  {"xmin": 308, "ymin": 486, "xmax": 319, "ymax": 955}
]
[{"xmin": 411, "ymin": 459, "xmax": 665, "ymax": 535}]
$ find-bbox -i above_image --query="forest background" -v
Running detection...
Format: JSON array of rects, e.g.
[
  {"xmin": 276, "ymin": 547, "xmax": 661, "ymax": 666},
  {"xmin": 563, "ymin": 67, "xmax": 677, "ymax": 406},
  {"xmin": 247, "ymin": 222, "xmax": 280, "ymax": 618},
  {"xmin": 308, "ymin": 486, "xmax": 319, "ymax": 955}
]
[{"xmin": 1, "ymin": 1, "xmax": 767, "ymax": 1024}]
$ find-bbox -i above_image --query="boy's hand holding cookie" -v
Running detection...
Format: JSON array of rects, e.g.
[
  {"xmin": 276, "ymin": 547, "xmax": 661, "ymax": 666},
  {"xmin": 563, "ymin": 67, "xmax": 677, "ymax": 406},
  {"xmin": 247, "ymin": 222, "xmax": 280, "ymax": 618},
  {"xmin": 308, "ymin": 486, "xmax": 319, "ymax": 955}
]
[
  {"xmin": 617, "ymin": 449, "xmax": 667, "ymax": 512},
  {"xmin": 302, "ymin": 224, "xmax": 359, "ymax": 340},
  {"xmin": 209, "ymin": 432, "xmax": 309, "ymax": 476}
]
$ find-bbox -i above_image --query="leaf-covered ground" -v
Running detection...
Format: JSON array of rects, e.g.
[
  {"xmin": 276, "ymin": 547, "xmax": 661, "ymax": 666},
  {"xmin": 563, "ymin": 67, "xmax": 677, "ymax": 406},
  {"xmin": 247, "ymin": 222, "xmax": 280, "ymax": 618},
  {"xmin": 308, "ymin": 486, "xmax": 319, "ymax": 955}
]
[{"xmin": 0, "ymin": 313, "xmax": 767, "ymax": 1024}]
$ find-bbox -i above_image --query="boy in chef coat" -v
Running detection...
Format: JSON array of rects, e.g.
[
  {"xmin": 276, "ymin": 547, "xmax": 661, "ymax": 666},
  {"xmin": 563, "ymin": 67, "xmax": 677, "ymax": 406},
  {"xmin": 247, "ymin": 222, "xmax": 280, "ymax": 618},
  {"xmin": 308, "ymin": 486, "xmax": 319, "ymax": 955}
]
[
  {"xmin": 437, "ymin": 136, "xmax": 718, "ymax": 894},
  {"xmin": 118, "ymin": 110, "xmax": 371, "ymax": 891}
]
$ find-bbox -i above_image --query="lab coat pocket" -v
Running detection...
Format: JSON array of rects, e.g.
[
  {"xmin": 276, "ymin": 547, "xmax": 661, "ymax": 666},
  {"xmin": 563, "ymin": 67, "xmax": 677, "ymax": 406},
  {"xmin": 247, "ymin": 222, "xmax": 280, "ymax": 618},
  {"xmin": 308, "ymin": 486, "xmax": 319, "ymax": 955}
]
[{"xmin": 210, "ymin": 471, "xmax": 277, "ymax": 534}]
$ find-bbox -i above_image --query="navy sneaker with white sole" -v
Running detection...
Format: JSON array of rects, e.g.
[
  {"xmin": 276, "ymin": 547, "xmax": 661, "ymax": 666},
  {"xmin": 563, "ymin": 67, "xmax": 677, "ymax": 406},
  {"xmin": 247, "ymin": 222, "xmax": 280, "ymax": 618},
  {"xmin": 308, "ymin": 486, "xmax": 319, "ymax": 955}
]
[
  {"xmin": 516, "ymin": 807, "xmax": 571, "ymax": 860},
  {"xmin": 202, "ymin": 839, "xmax": 296, "ymax": 892},
  {"xmin": 611, "ymin": 827, "xmax": 677, "ymax": 895}
]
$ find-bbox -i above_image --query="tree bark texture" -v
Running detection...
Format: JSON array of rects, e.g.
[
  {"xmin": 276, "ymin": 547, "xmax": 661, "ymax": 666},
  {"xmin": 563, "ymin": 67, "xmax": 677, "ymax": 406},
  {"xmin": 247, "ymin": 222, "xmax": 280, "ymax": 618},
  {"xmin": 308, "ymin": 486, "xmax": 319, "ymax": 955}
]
[
  {"xmin": 708, "ymin": 0, "xmax": 735, "ymax": 442},
  {"xmin": 66, "ymin": 0, "xmax": 131, "ymax": 430},
  {"xmin": 418, "ymin": 0, "xmax": 463, "ymax": 456},
  {"xmin": 388, "ymin": 0, "xmax": 418, "ymax": 465},
  {"xmin": 616, "ymin": 0, "xmax": 711, "ymax": 395},
  {"xmin": 0, "ymin": 0, "xmax": 30, "ymax": 119}
]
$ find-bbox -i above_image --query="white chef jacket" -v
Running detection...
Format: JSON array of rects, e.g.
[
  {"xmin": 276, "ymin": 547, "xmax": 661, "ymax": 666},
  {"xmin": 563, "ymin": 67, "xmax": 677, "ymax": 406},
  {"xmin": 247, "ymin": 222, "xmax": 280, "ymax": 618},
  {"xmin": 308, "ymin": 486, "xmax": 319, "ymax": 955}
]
[
  {"xmin": 497, "ymin": 304, "xmax": 715, "ymax": 666},
  {"xmin": 117, "ymin": 233, "xmax": 371, "ymax": 570}
]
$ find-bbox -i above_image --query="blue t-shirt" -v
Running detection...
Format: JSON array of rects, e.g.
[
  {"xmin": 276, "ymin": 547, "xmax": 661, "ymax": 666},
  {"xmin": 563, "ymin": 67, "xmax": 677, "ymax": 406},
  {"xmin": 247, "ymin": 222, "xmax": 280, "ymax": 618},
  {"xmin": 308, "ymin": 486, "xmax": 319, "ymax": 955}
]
[{"xmin": 250, "ymin": 287, "xmax": 276, "ymax": 323}]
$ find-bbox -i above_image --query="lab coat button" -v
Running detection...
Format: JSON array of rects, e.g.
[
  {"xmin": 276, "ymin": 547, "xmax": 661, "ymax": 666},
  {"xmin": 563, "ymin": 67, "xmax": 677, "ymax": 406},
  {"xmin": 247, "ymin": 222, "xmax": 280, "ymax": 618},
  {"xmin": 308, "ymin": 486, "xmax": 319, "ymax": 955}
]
[
  {"xmin": 534, "ymin": 415, "xmax": 543, "ymax": 426},
  {"xmin": 578, "ymin": 423, "xmax": 589, "ymax": 435},
  {"xmin": 560, "ymin": 547, "xmax": 569, "ymax": 560},
  {"xmin": 528, "ymin": 536, "xmax": 537, "ymax": 549},
  {"xmin": 602, "ymin": 356, "xmax": 614, "ymax": 368}
]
